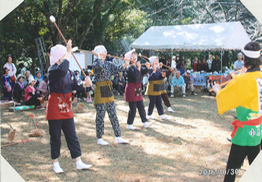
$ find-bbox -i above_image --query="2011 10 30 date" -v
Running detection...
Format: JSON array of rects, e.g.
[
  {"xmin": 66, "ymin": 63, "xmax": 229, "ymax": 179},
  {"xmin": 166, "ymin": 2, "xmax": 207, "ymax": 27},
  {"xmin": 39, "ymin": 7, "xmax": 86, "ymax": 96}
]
[{"xmin": 199, "ymin": 168, "xmax": 239, "ymax": 176}]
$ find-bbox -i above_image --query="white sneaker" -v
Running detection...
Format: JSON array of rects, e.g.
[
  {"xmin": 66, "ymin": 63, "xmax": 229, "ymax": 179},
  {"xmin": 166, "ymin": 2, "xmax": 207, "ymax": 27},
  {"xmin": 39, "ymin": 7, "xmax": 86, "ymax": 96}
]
[
  {"xmin": 148, "ymin": 115, "xmax": 155, "ymax": 120},
  {"xmin": 127, "ymin": 125, "xmax": 137, "ymax": 130},
  {"xmin": 192, "ymin": 92, "xmax": 197, "ymax": 96},
  {"xmin": 144, "ymin": 121, "xmax": 154, "ymax": 128},
  {"xmin": 116, "ymin": 137, "xmax": 129, "ymax": 144},
  {"xmin": 53, "ymin": 161, "xmax": 64, "ymax": 174},
  {"xmin": 97, "ymin": 138, "xmax": 109, "ymax": 145},
  {"xmin": 182, "ymin": 94, "xmax": 186, "ymax": 98},
  {"xmin": 167, "ymin": 107, "xmax": 174, "ymax": 112},
  {"xmin": 160, "ymin": 115, "xmax": 167, "ymax": 120},
  {"xmin": 170, "ymin": 94, "xmax": 174, "ymax": 98},
  {"xmin": 76, "ymin": 159, "xmax": 92, "ymax": 170}
]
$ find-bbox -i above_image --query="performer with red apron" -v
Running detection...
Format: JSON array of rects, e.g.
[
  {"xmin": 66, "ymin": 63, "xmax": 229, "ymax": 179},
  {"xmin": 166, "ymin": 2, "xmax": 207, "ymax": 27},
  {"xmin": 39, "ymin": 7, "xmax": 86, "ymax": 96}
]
[
  {"xmin": 46, "ymin": 40, "xmax": 92, "ymax": 173},
  {"xmin": 124, "ymin": 49, "xmax": 154, "ymax": 130},
  {"xmin": 92, "ymin": 45, "xmax": 129, "ymax": 145},
  {"xmin": 213, "ymin": 42, "xmax": 262, "ymax": 182},
  {"xmin": 145, "ymin": 56, "xmax": 167, "ymax": 120}
]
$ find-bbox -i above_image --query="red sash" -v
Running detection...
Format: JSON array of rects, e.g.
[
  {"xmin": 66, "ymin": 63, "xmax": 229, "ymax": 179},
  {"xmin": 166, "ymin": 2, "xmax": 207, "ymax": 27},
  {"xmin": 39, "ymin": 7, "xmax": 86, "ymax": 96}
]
[{"xmin": 231, "ymin": 116, "xmax": 262, "ymax": 138}]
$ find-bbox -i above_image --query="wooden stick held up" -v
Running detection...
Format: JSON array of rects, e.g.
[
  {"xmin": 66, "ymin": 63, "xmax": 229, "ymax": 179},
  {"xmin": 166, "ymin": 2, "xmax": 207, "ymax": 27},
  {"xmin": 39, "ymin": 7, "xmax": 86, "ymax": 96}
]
[{"xmin": 50, "ymin": 16, "xmax": 87, "ymax": 77}]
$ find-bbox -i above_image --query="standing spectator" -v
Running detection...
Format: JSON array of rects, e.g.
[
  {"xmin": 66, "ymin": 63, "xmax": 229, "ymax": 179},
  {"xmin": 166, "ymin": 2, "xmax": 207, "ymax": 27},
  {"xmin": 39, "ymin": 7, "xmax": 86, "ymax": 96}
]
[
  {"xmin": 106, "ymin": 53, "xmax": 113, "ymax": 62},
  {"xmin": 4, "ymin": 54, "xmax": 17, "ymax": 86},
  {"xmin": 183, "ymin": 70, "xmax": 197, "ymax": 96},
  {"xmin": 206, "ymin": 54, "xmax": 213, "ymax": 72},
  {"xmin": 142, "ymin": 74, "xmax": 148, "ymax": 93},
  {"xmin": 171, "ymin": 56, "xmax": 176, "ymax": 69},
  {"xmin": 196, "ymin": 59, "xmax": 202, "ymax": 72},
  {"xmin": 2, "ymin": 67, "xmax": 12, "ymax": 100},
  {"xmin": 179, "ymin": 60, "xmax": 185, "ymax": 75},
  {"xmin": 169, "ymin": 70, "xmax": 176, "ymax": 94},
  {"xmin": 233, "ymin": 52, "xmax": 244, "ymax": 71},
  {"xmin": 166, "ymin": 57, "xmax": 172, "ymax": 67},
  {"xmin": 175, "ymin": 54, "xmax": 181, "ymax": 70},
  {"xmin": 211, "ymin": 53, "xmax": 221, "ymax": 73},
  {"xmin": 201, "ymin": 59, "xmax": 209, "ymax": 72},
  {"xmin": 193, "ymin": 56, "xmax": 198, "ymax": 72},
  {"xmin": 115, "ymin": 72, "xmax": 125, "ymax": 95},
  {"xmin": 38, "ymin": 75, "xmax": 49, "ymax": 100},
  {"xmin": 113, "ymin": 52, "xmax": 124, "ymax": 66},
  {"xmin": 166, "ymin": 57, "xmax": 172, "ymax": 78},
  {"xmin": 85, "ymin": 69, "xmax": 94, "ymax": 102},
  {"xmin": 24, "ymin": 76, "xmax": 43, "ymax": 109},
  {"xmin": 171, "ymin": 71, "xmax": 186, "ymax": 97},
  {"xmin": 159, "ymin": 55, "xmax": 166, "ymax": 65},
  {"xmin": 13, "ymin": 74, "xmax": 25, "ymax": 104}
]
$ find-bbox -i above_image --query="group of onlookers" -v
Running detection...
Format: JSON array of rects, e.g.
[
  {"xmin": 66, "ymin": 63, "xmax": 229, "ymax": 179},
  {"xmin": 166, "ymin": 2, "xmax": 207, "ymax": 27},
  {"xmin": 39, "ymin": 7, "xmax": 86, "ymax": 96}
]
[{"xmin": 2, "ymin": 54, "xmax": 47, "ymax": 109}]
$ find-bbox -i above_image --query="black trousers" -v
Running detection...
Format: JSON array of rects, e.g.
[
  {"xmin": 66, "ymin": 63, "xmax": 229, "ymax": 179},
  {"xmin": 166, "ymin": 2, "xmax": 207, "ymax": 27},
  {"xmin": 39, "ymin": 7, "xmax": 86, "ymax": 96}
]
[
  {"xmin": 48, "ymin": 118, "xmax": 81, "ymax": 160},
  {"xmin": 25, "ymin": 96, "xmax": 41, "ymax": 107},
  {"xmin": 224, "ymin": 144, "xmax": 260, "ymax": 182},
  {"xmin": 148, "ymin": 95, "xmax": 164, "ymax": 116},
  {"xmin": 127, "ymin": 101, "xmax": 148, "ymax": 125}
]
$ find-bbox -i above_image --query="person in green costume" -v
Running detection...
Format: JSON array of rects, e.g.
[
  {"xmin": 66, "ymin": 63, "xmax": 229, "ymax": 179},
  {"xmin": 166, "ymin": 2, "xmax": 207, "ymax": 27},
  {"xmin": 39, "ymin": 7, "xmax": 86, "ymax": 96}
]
[{"xmin": 213, "ymin": 42, "xmax": 262, "ymax": 182}]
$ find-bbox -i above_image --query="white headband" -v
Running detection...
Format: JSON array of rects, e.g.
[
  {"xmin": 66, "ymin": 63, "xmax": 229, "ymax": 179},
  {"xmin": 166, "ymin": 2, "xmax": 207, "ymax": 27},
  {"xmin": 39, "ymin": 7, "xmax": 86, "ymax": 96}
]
[{"xmin": 241, "ymin": 48, "xmax": 260, "ymax": 59}]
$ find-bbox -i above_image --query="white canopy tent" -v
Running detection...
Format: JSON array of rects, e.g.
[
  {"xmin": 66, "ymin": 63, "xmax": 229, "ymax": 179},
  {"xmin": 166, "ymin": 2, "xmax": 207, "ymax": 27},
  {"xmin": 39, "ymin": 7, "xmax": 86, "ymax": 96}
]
[
  {"xmin": 130, "ymin": 22, "xmax": 251, "ymax": 52},
  {"xmin": 131, "ymin": 22, "xmax": 251, "ymax": 83}
]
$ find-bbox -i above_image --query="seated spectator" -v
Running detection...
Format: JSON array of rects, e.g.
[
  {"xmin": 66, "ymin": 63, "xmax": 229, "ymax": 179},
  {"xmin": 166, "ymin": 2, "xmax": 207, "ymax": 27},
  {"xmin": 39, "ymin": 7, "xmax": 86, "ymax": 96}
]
[
  {"xmin": 171, "ymin": 71, "xmax": 186, "ymax": 97},
  {"xmin": 24, "ymin": 76, "xmax": 43, "ymax": 109},
  {"xmin": 201, "ymin": 59, "xmax": 209, "ymax": 72},
  {"xmin": 23, "ymin": 70, "xmax": 32, "ymax": 87},
  {"xmin": 169, "ymin": 70, "xmax": 175, "ymax": 84},
  {"xmin": 38, "ymin": 75, "xmax": 49, "ymax": 100},
  {"xmin": 115, "ymin": 72, "xmax": 125, "ymax": 95},
  {"xmin": 74, "ymin": 70, "xmax": 85, "ymax": 101},
  {"xmin": 2, "ymin": 67, "xmax": 12, "ymax": 101},
  {"xmin": 19, "ymin": 63, "xmax": 26, "ymax": 76},
  {"xmin": 196, "ymin": 59, "xmax": 202, "ymax": 72},
  {"xmin": 233, "ymin": 52, "xmax": 244, "ymax": 71},
  {"xmin": 34, "ymin": 69, "xmax": 43, "ymax": 88},
  {"xmin": 183, "ymin": 70, "xmax": 197, "ymax": 96},
  {"xmin": 13, "ymin": 74, "xmax": 25, "ymax": 104}
]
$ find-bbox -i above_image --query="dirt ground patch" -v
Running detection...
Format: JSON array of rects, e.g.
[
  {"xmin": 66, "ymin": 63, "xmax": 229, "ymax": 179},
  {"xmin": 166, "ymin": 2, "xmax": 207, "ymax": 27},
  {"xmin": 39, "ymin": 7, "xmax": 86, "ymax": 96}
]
[{"xmin": 1, "ymin": 93, "xmax": 249, "ymax": 181}]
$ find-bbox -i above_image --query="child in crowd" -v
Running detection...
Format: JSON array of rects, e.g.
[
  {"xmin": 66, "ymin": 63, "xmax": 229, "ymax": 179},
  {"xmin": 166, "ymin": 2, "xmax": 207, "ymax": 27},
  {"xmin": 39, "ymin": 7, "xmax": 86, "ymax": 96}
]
[{"xmin": 85, "ymin": 69, "xmax": 93, "ymax": 102}]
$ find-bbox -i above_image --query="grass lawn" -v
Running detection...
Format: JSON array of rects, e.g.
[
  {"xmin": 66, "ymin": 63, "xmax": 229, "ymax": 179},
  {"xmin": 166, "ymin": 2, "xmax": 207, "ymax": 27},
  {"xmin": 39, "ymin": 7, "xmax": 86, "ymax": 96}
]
[{"xmin": 1, "ymin": 93, "xmax": 249, "ymax": 182}]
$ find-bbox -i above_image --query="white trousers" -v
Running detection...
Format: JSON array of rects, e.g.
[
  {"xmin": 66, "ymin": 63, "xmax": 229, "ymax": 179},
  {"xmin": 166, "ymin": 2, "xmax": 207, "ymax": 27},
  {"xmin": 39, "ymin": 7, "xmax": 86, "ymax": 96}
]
[{"xmin": 171, "ymin": 83, "xmax": 194, "ymax": 94}]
